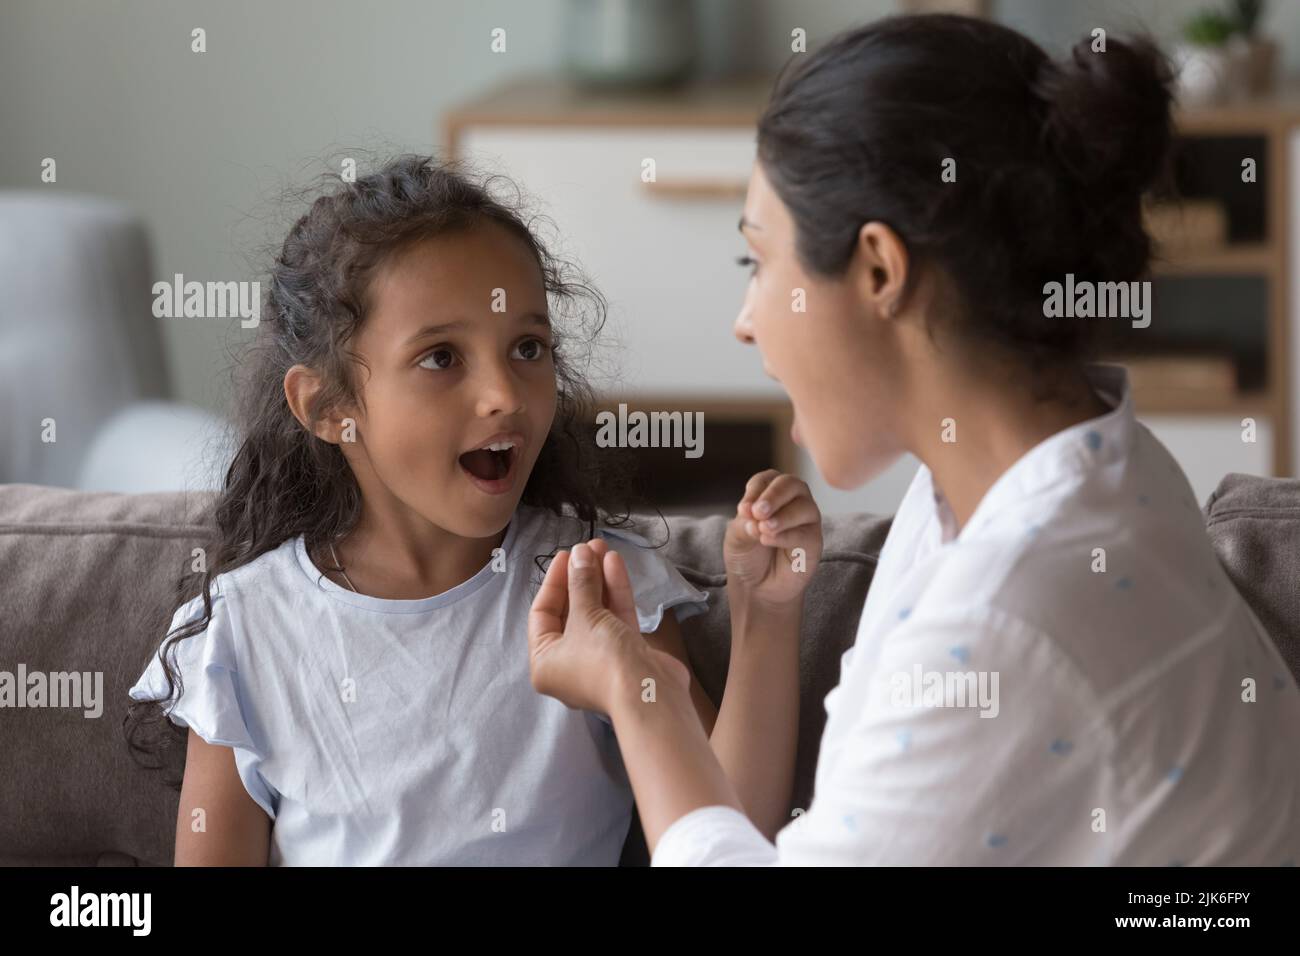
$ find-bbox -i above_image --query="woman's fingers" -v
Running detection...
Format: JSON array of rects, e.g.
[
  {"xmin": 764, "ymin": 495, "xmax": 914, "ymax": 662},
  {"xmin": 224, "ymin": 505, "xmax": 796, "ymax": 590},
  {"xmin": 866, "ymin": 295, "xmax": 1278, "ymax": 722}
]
[
  {"xmin": 583, "ymin": 538, "xmax": 638, "ymax": 631},
  {"xmin": 754, "ymin": 497, "xmax": 821, "ymax": 539},
  {"xmin": 537, "ymin": 539, "xmax": 637, "ymax": 638},
  {"xmin": 751, "ymin": 473, "xmax": 812, "ymax": 521},
  {"xmin": 566, "ymin": 542, "xmax": 606, "ymax": 620},
  {"xmin": 602, "ymin": 549, "xmax": 640, "ymax": 632},
  {"xmin": 528, "ymin": 549, "xmax": 570, "ymax": 646},
  {"xmin": 756, "ymin": 526, "xmax": 819, "ymax": 551},
  {"xmin": 737, "ymin": 469, "xmax": 782, "ymax": 515}
]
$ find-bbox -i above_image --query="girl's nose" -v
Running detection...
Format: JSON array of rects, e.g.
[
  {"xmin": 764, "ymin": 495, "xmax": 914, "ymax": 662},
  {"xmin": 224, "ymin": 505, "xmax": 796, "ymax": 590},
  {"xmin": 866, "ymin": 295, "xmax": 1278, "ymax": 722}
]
[{"xmin": 475, "ymin": 363, "xmax": 525, "ymax": 417}]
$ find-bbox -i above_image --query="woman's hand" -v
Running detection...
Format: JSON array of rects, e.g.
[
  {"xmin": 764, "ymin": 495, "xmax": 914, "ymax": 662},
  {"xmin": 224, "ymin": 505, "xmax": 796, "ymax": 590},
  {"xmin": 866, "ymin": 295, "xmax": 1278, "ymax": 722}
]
[
  {"xmin": 724, "ymin": 470, "xmax": 824, "ymax": 609},
  {"xmin": 528, "ymin": 540, "xmax": 689, "ymax": 717}
]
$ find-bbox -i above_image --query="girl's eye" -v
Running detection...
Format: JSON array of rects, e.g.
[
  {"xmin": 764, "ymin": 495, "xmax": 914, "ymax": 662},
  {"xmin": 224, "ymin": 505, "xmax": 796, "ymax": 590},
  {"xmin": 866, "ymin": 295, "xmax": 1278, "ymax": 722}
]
[
  {"xmin": 512, "ymin": 337, "xmax": 552, "ymax": 361},
  {"xmin": 736, "ymin": 254, "xmax": 759, "ymax": 278},
  {"xmin": 418, "ymin": 347, "xmax": 458, "ymax": 371},
  {"xmin": 419, "ymin": 338, "xmax": 551, "ymax": 371}
]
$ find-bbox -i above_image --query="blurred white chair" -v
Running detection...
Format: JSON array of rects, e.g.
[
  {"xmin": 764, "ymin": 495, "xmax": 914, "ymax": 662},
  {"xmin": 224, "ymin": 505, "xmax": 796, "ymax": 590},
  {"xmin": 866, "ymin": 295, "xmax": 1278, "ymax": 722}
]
[{"xmin": 0, "ymin": 192, "xmax": 233, "ymax": 492}]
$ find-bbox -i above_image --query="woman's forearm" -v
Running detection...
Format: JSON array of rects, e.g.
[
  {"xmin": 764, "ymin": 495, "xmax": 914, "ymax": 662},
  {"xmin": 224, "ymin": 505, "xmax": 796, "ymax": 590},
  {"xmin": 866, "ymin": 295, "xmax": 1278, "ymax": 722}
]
[
  {"xmin": 608, "ymin": 649, "xmax": 744, "ymax": 853},
  {"xmin": 707, "ymin": 591, "xmax": 802, "ymax": 838}
]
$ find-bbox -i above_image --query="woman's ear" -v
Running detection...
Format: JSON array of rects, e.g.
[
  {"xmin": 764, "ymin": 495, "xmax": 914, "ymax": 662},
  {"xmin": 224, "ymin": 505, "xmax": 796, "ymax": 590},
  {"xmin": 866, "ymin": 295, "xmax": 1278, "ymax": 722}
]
[
  {"xmin": 284, "ymin": 364, "xmax": 351, "ymax": 443},
  {"xmin": 851, "ymin": 221, "xmax": 910, "ymax": 319}
]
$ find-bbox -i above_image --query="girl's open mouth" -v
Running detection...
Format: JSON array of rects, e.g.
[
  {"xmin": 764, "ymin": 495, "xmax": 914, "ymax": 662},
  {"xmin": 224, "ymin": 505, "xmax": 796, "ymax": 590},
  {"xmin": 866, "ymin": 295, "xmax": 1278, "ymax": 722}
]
[{"xmin": 458, "ymin": 442, "xmax": 519, "ymax": 495}]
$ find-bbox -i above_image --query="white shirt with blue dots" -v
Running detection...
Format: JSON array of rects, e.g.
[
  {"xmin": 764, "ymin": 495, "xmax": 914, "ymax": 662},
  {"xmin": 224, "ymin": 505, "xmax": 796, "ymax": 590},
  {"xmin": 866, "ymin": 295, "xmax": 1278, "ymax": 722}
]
[{"xmin": 653, "ymin": 364, "xmax": 1300, "ymax": 866}]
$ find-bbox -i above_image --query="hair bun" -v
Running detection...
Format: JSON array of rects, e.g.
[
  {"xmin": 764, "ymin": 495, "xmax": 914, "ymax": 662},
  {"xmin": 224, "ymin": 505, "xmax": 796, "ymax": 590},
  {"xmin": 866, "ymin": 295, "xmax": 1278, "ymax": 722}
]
[{"xmin": 1034, "ymin": 33, "xmax": 1175, "ymax": 201}]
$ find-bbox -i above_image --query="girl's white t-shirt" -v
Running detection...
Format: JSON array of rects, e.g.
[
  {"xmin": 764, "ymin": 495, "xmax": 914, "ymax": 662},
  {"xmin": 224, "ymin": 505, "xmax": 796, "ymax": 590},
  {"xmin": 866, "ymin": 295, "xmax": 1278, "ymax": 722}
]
[{"xmin": 129, "ymin": 504, "xmax": 708, "ymax": 866}]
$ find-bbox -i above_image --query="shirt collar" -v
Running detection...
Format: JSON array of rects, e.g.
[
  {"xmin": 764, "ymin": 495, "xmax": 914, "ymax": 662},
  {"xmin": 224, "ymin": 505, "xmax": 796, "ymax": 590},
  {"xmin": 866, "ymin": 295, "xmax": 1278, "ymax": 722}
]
[{"xmin": 927, "ymin": 363, "xmax": 1134, "ymax": 544}]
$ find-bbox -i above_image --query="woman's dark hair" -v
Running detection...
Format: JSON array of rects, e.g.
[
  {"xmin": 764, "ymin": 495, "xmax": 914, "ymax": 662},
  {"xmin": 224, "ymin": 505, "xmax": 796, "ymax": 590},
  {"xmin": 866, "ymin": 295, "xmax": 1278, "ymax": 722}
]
[
  {"xmin": 125, "ymin": 154, "xmax": 640, "ymax": 779},
  {"xmin": 756, "ymin": 13, "xmax": 1175, "ymax": 374}
]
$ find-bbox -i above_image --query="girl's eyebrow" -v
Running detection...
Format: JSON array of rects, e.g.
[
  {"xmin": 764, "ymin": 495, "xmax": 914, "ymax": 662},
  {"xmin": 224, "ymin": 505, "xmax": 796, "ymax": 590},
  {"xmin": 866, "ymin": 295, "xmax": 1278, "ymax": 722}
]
[{"xmin": 403, "ymin": 311, "xmax": 550, "ymax": 346}]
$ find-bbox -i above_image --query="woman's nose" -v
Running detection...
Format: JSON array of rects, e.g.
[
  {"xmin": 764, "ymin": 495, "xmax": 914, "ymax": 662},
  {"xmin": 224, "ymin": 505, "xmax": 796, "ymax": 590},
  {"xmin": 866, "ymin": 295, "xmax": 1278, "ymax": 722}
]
[{"xmin": 733, "ymin": 303, "xmax": 756, "ymax": 345}]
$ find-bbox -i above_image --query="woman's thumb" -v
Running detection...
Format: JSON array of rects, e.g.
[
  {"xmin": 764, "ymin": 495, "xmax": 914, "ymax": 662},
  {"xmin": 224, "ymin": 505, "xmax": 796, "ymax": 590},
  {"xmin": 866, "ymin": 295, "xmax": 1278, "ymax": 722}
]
[
  {"xmin": 601, "ymin": 549, "xmax": 640, "ymax": 632},
  {"xmin": 567, "ymin": 542, "xmax": 604, "ymax": 616}
]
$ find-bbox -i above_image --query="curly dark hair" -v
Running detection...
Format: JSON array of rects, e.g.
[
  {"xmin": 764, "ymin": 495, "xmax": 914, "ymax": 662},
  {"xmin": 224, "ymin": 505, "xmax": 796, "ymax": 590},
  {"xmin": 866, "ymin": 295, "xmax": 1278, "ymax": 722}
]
[{"xmin": 125, "ymin": 154, "xmax": 644, "ymax": 781}]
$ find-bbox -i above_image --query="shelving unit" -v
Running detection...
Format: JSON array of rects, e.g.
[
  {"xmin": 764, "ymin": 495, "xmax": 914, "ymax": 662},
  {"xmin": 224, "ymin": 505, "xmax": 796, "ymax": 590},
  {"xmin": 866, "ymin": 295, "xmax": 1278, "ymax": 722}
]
[{"xmin": 1120, "ymin": 93, "xmax": 1297, "ymax": 475}]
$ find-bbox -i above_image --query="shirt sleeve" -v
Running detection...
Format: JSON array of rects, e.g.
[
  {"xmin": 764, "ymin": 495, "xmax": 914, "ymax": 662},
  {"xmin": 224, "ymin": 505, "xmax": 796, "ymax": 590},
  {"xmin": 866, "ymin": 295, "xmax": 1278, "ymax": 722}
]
[
  {"xmin": 655, "ymin": 609, "xmax": 1107, "ymax": 865},
  {"xmin": 596, "ymin": 525, "xmax": 709, "ymax": 633},
  {"xmin": 652, "ymin": 806, "xmax": 780, "ymax": 866},
  {"xmin": 127, "ymin": 588, "xmax": 280, "ymax": 820}
]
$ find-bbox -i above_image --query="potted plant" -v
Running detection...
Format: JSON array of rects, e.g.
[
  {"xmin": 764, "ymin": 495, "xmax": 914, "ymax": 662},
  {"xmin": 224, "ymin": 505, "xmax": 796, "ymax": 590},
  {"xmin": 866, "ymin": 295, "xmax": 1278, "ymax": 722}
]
[
  {"xmin": 1173, "ymin": 8, "xmax": 1237, "ymax": 106},
  {"xmin": 1227, "ymin": 0, "xmax": 1277, "ymax": 95}
]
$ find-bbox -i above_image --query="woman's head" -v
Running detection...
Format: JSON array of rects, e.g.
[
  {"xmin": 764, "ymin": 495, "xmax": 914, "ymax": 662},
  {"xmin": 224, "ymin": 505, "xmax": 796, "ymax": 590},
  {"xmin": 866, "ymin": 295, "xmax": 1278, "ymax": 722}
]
[{"xmin": 735, "ymin": 14, "xmax": 1174, "ymax": 488}]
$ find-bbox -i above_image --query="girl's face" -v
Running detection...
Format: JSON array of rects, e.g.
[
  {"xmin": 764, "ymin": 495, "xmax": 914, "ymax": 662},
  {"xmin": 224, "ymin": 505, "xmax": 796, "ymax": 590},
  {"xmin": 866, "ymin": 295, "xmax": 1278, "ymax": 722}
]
[
  {"xmin": 734, "ymin": 162, "xmax": 909, "ymax": 489},
  {"xmin": 340, "ymin": 222, "xmax": 558, "ymax": 539}
]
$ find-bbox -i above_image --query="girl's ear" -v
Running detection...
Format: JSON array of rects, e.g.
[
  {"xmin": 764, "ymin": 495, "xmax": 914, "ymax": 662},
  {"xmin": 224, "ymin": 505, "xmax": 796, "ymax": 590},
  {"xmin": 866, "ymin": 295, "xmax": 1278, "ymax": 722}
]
[{"xmin": 284, "ymin": 363, "xmax": 351, "ymax": 443}]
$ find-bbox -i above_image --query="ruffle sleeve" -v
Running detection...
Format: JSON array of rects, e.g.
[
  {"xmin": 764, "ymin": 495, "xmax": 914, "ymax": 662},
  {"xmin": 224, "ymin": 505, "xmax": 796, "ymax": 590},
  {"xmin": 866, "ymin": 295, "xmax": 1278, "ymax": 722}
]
[
  {"xmin": 596, "ymin": 525, "xmax": 710, "ymax": 633},
  {"xmin": 127, "ymin": 589, "xmax": 279, "ymax": 819}
]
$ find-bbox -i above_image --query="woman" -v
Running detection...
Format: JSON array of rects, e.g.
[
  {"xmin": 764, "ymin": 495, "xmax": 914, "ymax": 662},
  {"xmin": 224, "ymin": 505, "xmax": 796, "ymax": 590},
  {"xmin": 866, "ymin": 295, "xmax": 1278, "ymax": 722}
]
[{"xmin": 528, "ymin": 14, "xmax": 1300, "ymax": 865}]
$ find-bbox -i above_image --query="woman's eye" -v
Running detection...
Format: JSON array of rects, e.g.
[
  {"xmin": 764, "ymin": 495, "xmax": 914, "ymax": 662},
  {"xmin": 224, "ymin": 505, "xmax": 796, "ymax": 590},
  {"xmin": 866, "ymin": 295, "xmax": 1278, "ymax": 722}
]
[
  {"xmin": 736, "ymin": 254, "xmax": 759, "ymax": 277},
  {"xmin": 512, "ymin": 337, "xmax": 551, "ymax": 361},
  {"xmin": 418, "ymin": 347, "xmax": 458, "ymax": 371}
]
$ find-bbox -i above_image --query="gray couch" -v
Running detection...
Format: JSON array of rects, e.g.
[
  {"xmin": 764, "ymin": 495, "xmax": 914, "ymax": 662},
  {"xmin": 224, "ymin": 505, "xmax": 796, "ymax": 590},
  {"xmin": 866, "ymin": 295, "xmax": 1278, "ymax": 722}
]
[{"xmin": 1, "ymin": 473, "xmax": 1296, "ymax": 865}]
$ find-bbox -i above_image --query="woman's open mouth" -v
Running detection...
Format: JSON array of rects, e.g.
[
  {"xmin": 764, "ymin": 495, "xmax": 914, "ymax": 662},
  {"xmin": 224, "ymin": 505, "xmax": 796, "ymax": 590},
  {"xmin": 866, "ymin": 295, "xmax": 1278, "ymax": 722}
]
[{"xmin": 458, "ymin": 439, "xmax": 520, "ymax": 496}]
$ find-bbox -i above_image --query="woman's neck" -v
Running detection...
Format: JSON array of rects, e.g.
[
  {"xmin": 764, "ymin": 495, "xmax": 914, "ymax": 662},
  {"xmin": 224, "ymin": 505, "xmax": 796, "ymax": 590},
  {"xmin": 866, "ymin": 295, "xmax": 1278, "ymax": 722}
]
[{"xmin": 910, "ymin": 364, "xmax": 1111, "ymax": 534}]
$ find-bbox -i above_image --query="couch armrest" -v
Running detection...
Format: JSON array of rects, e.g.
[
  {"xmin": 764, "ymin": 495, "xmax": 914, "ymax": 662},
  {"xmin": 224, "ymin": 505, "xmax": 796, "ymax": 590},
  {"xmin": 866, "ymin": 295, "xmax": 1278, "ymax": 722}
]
[{"xmin": 75, "ymin": 400, "xmax": 235, "ymax": 493}]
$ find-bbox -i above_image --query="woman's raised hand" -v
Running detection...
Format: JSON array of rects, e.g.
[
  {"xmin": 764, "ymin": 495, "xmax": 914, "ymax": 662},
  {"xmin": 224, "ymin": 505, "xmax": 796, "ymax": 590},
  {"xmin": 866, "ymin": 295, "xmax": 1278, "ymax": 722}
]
[
  {"xmin": 724, "ymin": 469, "xmax": 824, "ymax": 609},
  {"xmin": 528, "ymin": 540, "xmax": 689, "ymax": 716}
]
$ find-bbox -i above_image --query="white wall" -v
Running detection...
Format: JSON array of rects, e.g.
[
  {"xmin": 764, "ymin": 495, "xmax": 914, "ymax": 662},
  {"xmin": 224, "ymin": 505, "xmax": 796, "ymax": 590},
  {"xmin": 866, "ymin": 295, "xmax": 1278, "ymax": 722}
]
[
  {"xmin": 2, "ymin": 0, "xmax": 1293, "ymax": 513},
  {"xmin": 5, "ymin": 0, "xmax": 1291, "ymax": 414},
  {"xmin": 0, "ymin": 0, "xmax": 570, "ymax": 411}
]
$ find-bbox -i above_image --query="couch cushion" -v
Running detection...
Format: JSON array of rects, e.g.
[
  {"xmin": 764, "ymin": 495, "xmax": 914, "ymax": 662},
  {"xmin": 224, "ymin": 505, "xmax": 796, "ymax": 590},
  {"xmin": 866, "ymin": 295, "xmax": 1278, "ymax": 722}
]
[
  {"xmin": 8, "ymin": 473, "xmax": 1293, "ymax": 867},
  {"xmin": 1204, "ymin": 473, "xmax": 1300, "ymax": 683},
  {"xmin": 0, "ymin": 483, "xmax": 212, "ymax": 866},
  {"xmin": 0, "ymin": 483, "xmax": 891, "ymax": 865}
]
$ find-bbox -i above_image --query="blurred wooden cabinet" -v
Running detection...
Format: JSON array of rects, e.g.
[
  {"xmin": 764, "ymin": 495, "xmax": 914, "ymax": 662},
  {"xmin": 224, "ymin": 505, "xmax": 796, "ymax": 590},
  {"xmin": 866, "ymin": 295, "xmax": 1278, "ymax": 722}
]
[{"xmin": 1116, "ymin": 95, "xmax": 1300, "ymax": 489}]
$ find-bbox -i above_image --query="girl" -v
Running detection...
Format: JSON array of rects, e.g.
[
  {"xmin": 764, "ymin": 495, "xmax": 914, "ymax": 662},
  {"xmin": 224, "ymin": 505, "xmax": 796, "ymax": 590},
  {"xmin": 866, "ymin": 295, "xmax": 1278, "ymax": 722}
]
[
  {"xmin": 526, "ymin": 15, "xmax": 1300, "ymax": 865},
  {"xmin": 126, "ymin": 155, "xmax": 765, "ymax": 865}
]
